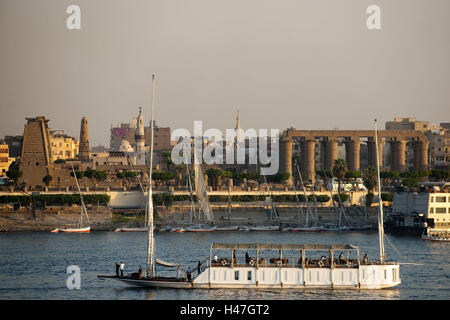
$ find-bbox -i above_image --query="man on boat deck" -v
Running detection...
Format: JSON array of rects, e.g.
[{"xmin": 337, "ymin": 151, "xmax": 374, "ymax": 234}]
[
  {"xmin": 120, "ymin": 261, "xmax": 125, "ymax": 277},
  {"xmin": 138, "ymin": 266, "xmax": 143, "ymax": 279},
  {"xmin": 115, "ymin": 263, "xmax": 120, "ymax": 276},
  {"xmin": 363, "ymin": 253, "xmax": 369, "ymax": 264}
]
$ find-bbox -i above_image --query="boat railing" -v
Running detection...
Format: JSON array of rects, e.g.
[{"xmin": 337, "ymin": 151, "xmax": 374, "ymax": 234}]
[{"xmin": 210, "ymin": 260, "xmax": 361, "ymax": 269}]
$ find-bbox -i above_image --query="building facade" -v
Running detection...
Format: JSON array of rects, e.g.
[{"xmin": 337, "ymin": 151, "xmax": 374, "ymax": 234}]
[
  {"xmin": 49, "ymin": 130, "xmax": 79, "ymax": 162},
  {"xmin": 110, "ymin": 121, "xmax": 171, "ymax": 151},
  {"xmin": 0, "ymin": 143, "xmax": 15, "ymax": 177}
]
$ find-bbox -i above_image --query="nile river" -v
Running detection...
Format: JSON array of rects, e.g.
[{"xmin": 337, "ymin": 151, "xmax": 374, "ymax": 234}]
[{"xmin": 0, "ymin": 231, "xmax": 448, "ymax": 300}]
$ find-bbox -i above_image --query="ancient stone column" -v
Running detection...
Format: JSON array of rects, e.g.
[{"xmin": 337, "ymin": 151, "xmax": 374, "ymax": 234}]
[
  {"xmin": 367, "ymin": 139, "xmax": 383, "ymax": 169},
  {"xmin": 279, "ymin": 137, "xmax": 293, "ymax": 186},
  {"xmin": 301, "ymin": 140, "xmax": 316, "ymax": 183},
  {"xmin": 323, "ymin": 139, "xmax": 338, "ymax": 170},
  {"xmin": 418, "ymin": 140, "xmax": 429, "ymax": 171},
  {"xmin": 413, "ymin": 141, "xmax": 420, "ymax": 172},
  {"xmin": 390, "ymin": 140, "xmax": 406, "ymax": 172},
  {"xmin": 345, "ymin": 138, "xmax": 361, "ymax": 171}
]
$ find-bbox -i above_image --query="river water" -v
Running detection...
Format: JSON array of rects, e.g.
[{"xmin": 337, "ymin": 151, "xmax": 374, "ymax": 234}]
[{"xmin": 0, "ymin": 230, "xmax": 448, "ymax": 300}]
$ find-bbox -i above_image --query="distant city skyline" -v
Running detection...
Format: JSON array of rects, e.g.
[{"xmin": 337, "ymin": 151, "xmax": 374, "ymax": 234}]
[{"xmin": 1, "ymin": 0, "xmax": 449, "ymax": 146}]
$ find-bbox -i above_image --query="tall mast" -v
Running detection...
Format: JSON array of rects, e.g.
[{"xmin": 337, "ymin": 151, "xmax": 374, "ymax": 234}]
[
  {"xmin": 374, "ymin": 119, "xmax": 385, "ymax": 262},
  {"xmin": 146, "ymin": 75, "xmax": 156, "ymax": 277},
  {"xmin": 71, "ymin": 164, "xmax": 89, "ymax": 228}
]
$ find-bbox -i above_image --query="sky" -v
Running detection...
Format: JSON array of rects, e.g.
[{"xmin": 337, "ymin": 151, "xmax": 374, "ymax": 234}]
[{"xmin": 0, "ymin": 0, "xmax": 449, "ymax": 147}]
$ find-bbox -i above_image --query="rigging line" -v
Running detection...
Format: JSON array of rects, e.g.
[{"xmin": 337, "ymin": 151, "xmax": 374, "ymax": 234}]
[{"xmin": 383, "ymin": 232, "xmax": 407, "ymax": 261}]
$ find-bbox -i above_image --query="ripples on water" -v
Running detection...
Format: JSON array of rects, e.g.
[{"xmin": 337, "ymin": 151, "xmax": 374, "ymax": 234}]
[{"xmin": 0, "ymin": 231, "xmax": 448, "ymax": 300}]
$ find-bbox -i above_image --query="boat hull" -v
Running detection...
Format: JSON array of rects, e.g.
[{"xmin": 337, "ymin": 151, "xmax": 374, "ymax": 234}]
[
  {"xmin": 422, "ymin": 235, "xmax": 450, "ymax": 242},
  {"xmin": 99, "ymin": 263, "xmax": 401, "ymax": 290},
  {"xmin": 51, "ymin": 227, "xmax": 90, "ymax": 233},
  {"xmin": 115, "ymin": 227, "xmax": 148, "ymax": 232}
]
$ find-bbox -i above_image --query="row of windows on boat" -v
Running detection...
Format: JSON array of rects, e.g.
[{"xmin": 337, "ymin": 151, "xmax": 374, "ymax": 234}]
[{"xmin": 210, "ymin": 268, "xmax": 398, "ymax": 282}]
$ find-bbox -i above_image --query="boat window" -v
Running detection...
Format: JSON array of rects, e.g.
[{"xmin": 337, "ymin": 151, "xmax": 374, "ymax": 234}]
[
  {"xmin": 247, "ymin": 271, "xmax": 252, "ymax": 281},
  {"xmin": 435, "ymin": 196, "xmax": 447, "ymax": 203},
  {"xmin": 429, "ymin": 207, "xmax": 434, "ymax": 214},
  {"xmin": 384, "ymin": 270, "xmax": 387, "ymax": 280},
  {"xmin": 234, "ymin": 271, "xmax": 239, "ymax": 281},
  {"xmin": 436, "ymin": 208, "xmax": 446, "ymax": 214}
]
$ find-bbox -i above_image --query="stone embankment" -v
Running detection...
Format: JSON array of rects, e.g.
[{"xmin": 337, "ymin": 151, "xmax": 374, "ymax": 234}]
[{"xmin": 0, "ymin": 202, "xmax": 380, "ymax": 232}]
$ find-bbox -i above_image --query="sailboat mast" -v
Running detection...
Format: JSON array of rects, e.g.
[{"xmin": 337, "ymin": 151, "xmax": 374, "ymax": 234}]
[
  {"xmin": 146, "ymin": 75, "xmax": 156, "ymax": 277},
  {"xmin": 374, "ymin": 119, "xmax": 385, "ymax": 262},
  {"xmin": 295, "ymin": 160, "xmax": 311, "ymax": 227},
  {"xmin": 71, "ymin": 165, "xmax": 89, "ymax": 228}
]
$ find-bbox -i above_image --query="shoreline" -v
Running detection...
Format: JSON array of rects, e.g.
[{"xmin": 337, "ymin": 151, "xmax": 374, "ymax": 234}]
[{"xmin": 0, "ymin": 203, "xmax": 379, "ymax": 232}]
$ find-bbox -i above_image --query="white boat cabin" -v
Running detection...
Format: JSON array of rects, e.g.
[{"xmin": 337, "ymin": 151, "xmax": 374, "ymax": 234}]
[{"xmin": 193, "ymin": 243, "xmax": 401, "ymax": 289}]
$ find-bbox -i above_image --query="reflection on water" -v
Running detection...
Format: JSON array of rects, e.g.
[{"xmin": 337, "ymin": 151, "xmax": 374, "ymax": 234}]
[
  {"xmin": 0, "ymin": 231, "xmax": 448, "ymax": 299},
  {"xmin": 116, "ymin": 286, "xmax": 401, "ymax": 301}
]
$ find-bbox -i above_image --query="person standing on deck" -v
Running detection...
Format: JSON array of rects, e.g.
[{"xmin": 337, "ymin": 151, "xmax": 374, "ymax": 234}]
[
  {"xmin": 120, "ymin": 261, "xmax": 125, "ymax": 277},
  {"xmin": 115, "ymin": 263, "xmax": 120, "ymax": 276}
]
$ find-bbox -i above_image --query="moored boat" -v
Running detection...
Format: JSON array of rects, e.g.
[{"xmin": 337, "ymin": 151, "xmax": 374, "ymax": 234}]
[
  {"xmin": 421, "ymin": 228, "xmax": 450, "ymax": 242},
  {"xmin": 185, "ymin": 225, "xmax": 216, "ymax": 232},
  {"xmin": 248, "ymin": 225, "xmax": 279, "ymax": 231},
  {"xmin": 115, "ymin": 227, "xmax": 148, "ymax": 232},
  {"xmin": 51, "ymin": 165, "xmax": 90, "ymax": 233}
]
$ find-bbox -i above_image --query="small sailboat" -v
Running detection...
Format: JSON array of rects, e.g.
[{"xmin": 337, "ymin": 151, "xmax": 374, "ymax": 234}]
[
  {"xmin": 51, "ymin": 165, "xmax": 90, "ymax": 233},
  {"xmin": 292, "ymin": 160, "xmax": 323, "ymax": 232},
  {"xmin": 215, "ymin": 189, "xmax": 239, "ymax": 231},
  {"xmin": 247, "ymin": 176, "xmax": 279, "ymax": 231},
  {"xmin": 184, "ymin": 155, "xmax": 216, "ymax": 232}
]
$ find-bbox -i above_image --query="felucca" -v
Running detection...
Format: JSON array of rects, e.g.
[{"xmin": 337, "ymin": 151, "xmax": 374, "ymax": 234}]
[{"xmin": 51, "ymin": 165, "xmax": 90, "ymax": 233}]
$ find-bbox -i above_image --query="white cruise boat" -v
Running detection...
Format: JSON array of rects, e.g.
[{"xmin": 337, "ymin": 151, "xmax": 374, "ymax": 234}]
[
  {"xmin": 98, "ymin": 242, "xmax": 401, "ymax": 289},
  {"xmin": 421, "ymin": 228, "xmax": 450, "ymax": 242}
]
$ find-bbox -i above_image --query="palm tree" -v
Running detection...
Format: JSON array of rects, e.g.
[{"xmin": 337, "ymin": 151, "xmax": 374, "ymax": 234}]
[
  {"xmin": 174, "ymin": 165, "xmax": 184, "ymax": 188},
  {"xmin": 363, "ymin": 167, "xmax": 377, "ymax": 192},
  {"xmin": 363, "ymin": 167, "xmax": 377, "ymax": 207},
  {"xmin": 332, "ymin": 159, "xmax": 348, "ymax": 198}
]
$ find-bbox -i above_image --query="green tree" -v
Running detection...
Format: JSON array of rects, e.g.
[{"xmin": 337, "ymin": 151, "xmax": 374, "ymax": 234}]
[
  {"xmin": 363, "ymin": 167, "xmax": 377, "ymax": 192},
  {"xmin": 84, "ymin": 169, "xmax": 107, "ymax": 190},
  {"xmin": 206, "ymin": 167, "xmax": 224, "ymax": 190},
  {"xmin": 6, "ymin": 169, "xmax": 23, "ymax": 188},
  {"xmin": 42, "ymin": 175, "xmax": 53, "ymax": 187},
  {"xmin": 332, "ymin": 159, "xmax": 348, "ymax": 201}
]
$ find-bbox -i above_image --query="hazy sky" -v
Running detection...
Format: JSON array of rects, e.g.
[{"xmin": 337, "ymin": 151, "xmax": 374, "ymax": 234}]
[{"xmin": 1, "ymin": 0, "xmax": 449, "ymax": 146}]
